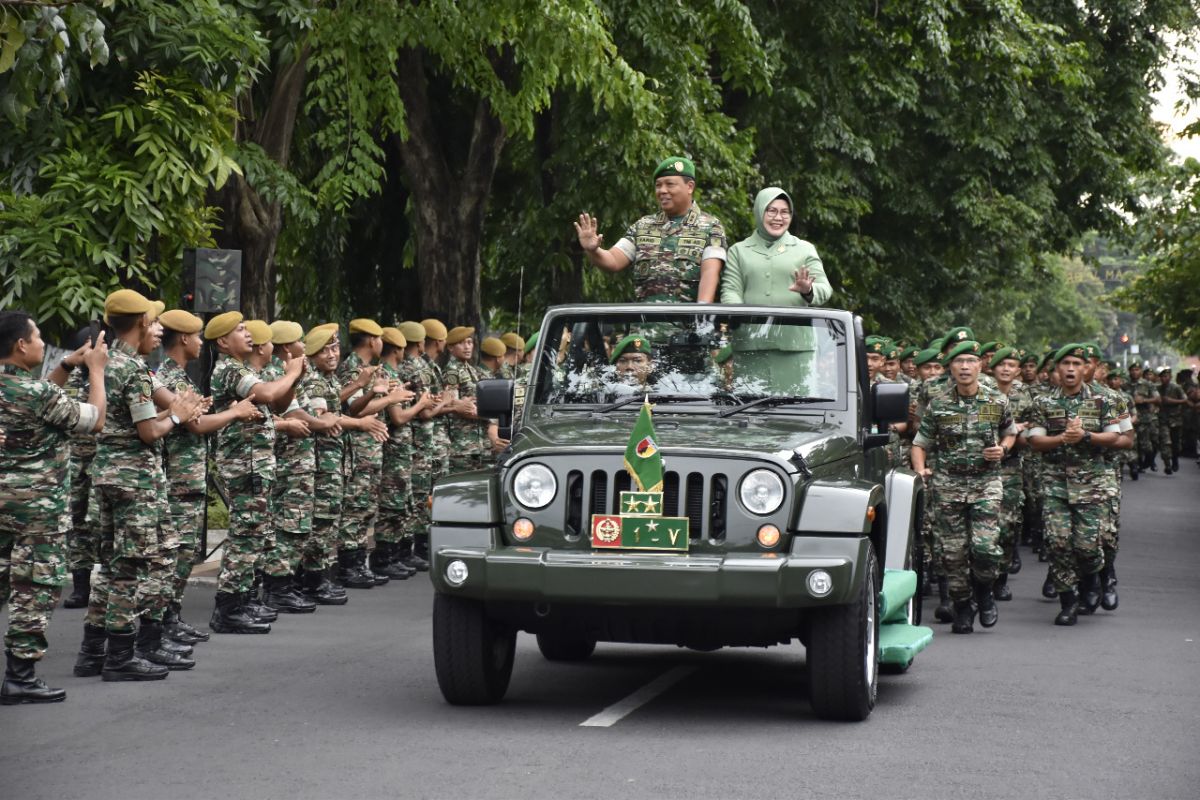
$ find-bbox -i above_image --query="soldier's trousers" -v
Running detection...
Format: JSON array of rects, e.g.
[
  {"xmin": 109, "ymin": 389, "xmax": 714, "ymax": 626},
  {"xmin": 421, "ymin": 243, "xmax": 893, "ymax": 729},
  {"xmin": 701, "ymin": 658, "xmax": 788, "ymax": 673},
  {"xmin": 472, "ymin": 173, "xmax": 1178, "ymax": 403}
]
[
  {"xmin": 338, "ymin": 463, "xmax": 379, "ymax": 551},
  {"xmin": 269, "ymin": 470, "xmax": 314, "ymax": 573},
  {"xmin": 1159, "ymin": 421, "xmax": 1182, "ymax": 462},
  {"xmin": 998, "ymin": 465, "xmax": 1023, "ymax": 572},
  {"xmin": 933, "ymin": 479, "xmax": 1003, "ymax": 602},
  {"xmin": 1043, "ymin": 493, "xmax": 1105, "ymax": 593},
  {"xmin": 217, "ymin": 475, "xmax": 274, "ymax": 594},
  {"xmin": 0, "ymin": 521, "xmax": 67, "ymax": 661},
  {"xmin": 1021, "ymin": 455, "xmax": 1043, "ymax": 547},
  {"xmin": 403, "ymin": 451, "xmax": 434, "ymax": 541},
  {"xmin": 303, "ymin": 468, "xmax": 343, "ymax": 572},
  {"xmin": 1135, "ymin": 414, "xmax": 1159, "ymax": 462},
  {"xmin": 66, "ymin": 453, "xmax": 98, "ymax": 572},
  {"xmin": 377, "ymin": 452, "xmax": 412, "ymax": 545},
  {"xmin": 86, "ymin": 484, "xmax": 159, "ymax": 634},
  {"xmin": 169, "ymin": 494, "xmax": 206, "ymax": 603},
  {"xmin": 1100, "ymin": 489, "xmax": 1120, "ymax": 563},
  {"xmin": 137, "ymin": 487, "xmax": 179, "ymax": 623}
]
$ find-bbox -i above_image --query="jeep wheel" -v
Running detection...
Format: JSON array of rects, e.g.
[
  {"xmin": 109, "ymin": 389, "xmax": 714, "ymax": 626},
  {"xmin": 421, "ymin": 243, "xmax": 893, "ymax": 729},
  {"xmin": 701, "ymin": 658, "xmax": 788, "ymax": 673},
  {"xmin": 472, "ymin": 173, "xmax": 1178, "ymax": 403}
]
[
  {"xmin": 433, "ymin": 593, "xmax": 516, "ymax": 705},
  {"xmin": 806, "ymin": 545, "xmax": 879, "ymax": 721},
  {"xmin": 535, "ymin": 632, "xmax": 596, "ymax": 662}
]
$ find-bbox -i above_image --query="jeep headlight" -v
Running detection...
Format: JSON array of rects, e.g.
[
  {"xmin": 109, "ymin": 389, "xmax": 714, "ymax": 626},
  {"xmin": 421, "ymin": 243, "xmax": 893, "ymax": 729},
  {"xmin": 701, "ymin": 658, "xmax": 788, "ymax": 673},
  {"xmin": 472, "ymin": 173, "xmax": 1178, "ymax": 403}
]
[
  {"xmin": 739, "ymin": 469, "xmax": 784, "ymax": 515},
  {"xmin": 512, "ymin": 463, "xmax": 557, "ymax": 510}
]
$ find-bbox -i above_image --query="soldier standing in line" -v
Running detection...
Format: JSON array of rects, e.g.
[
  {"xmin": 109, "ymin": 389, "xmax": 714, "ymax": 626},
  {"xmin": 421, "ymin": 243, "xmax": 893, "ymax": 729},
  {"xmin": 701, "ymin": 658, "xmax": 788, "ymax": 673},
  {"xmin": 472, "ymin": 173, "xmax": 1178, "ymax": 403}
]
[
  {"xmin": 413, "ymin": 319, "xmax": 458, "ymax": 562},
  {"xmin": 479, "ymin": 337, "xmax": 508, "ymax": 378},
  {"xmin": 391, "ymin": 321, "xmax": 436, "ymax": 573},
  {"xmin": 1018, "ymin": 350, "xmax": 1045, "ymax": 550},
  {"xmin": 204, "ymin": 312, "xmax": 304, "ymax": 634},
  {"xmin": 1157, "ymin": 367, "xmax": 1188, "ymax": 474},
  {"xmin": 500, "ymin": 333, "xmax": 524, "ymax": 379},
  {"xmin": 62, "ymin": 327, "xmax": 100, "ymax": 609},
  {"xmin": 1025, "ymin": 345, "xmax": 1126, "ymax": 626},
  {"xmin": 443, "ymin": 327, "xmax": 491, "ymax": 472},
  {"xmin": 575, "ymin": 157, "xmax": 727, "ymax": 303},
  {"xmin": 75, "ymin": 291, "xmax": 201, "ymax": 681},
  {"xmin": 1, "ymin": 312, "xmax": 107, "ymax": 704},
  {"xmin": 989, "ymin": 347, "xmax": 1033, "ymax": 600},
  {"xmin": 910, "ymin": 339, "xmax": 1016, "ymax": 634},
  {"xmin": 1130, "ymin": 363, "xmax": 1161, "ymax": 472}
]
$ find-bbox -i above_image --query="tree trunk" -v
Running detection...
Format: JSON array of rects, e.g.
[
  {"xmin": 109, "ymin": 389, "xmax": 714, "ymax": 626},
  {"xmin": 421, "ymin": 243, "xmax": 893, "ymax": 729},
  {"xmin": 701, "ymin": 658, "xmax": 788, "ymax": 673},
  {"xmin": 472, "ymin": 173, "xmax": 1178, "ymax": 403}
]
[
  {"xmin": 213, "ymin": 50, "xmax": 309, "ymax": 319},
  {"xmin": 393, "ymin": 47, "xmax": 507, "ymax": 330}
]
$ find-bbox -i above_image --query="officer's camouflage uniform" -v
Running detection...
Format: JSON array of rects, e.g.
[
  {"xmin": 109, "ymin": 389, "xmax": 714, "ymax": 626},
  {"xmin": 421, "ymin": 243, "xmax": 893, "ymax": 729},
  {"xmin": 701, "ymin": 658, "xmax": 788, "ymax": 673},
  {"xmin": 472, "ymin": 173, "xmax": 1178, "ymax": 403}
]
[
  {"xmin": 300, "ymin": 368, "xmax": 343, "ymax": 573},
  {"xmin": 1021, "ymin": 381, "xmax": 1047, "ymax": 549},
  {"xmin": 85, "ymin": 339, "xmax": 161, "ymax": 634},
  {"xmin": 1094, "ymin": 380, "xmax": 1132, "ymax": 561},
  {"xmin": 1, "ymin": 364, "xmax": 98, "ymax": 659},
  {"xmin": 1158, "ymin": 378, "xmax": 1187, "ymax": 464},
  {"xmin": 423, "ymin": 352, "xmax": 451, "ymax": 477},
  {"xmin": 63, "ymin": 367, "xmax": 99, "ymax": 573},
  {"xmin": 913, "ymin": 383, "xmax": 1015, "ymax": 602},
  {"xmin": 209, "ymin": 355, "xmax": 276, "ymax": 595},
  {"xmin": 402, "ymin": 353, "xmax": 440, "ymax": 541},
  {"xmin": 612, "ymin": 203, "xmax": 727, "ymax": 302},
  {"xmin": 156, "ymin": 358, "xmax": 207, "ymax": 606},
  {"xmin": 376, "ymin": 360, "xmax": 413, "ymax": 547},
  {"xmin": 263, "ymin": 357, "xmax": 314, "ymax": 575},
  {"xmin": 997, "ymin": 383, "xmax": 1034, "ymax": 572},
  {"xmin": 1026, "ymin": 383, "xmax": 1121, "ymax": 593},
  {"xmin": 443, "ymin": 357, "xmax": 489, "ymax": 473},
  {"xmin": 1131, "ymin": 376, "xmax": 1160, "ymax": 464},
  {"xmin": 336, "ymin": 352, "xmax": 382, "ymax": 553}
]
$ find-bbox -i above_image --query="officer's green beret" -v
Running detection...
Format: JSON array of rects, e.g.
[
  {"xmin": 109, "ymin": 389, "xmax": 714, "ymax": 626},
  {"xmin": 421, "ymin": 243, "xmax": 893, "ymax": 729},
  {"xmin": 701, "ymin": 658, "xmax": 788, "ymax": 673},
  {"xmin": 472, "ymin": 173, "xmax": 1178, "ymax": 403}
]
[
  {"xmin": 398, "ymin": 321, "xmax": 426, "ymax": 345},
  {"xmin": 524, "ymin": 332, "xmax": 539, "ymax": 354},
  {"xmin": 883, "ymin": 343, "xmax": 902, "ymax": 360},
  {"xmin": 653, "ymin": 156, "xmax": 696, "ymax": 182},
  {"xmin": 159, "ymin": 309, "xmax": 203, "ymax": 334},
  {"xmin": 381, "ymin": 326, "xmax": 406, "ymax": 348},
  {"xmin": 1019, "ymin": 349, "xmax": 1039, "ymax": 366},
  {"xmin": 304, "ymin": 324, "xmax": 339, "ymax": 357},
  {"xmin": 349, "ymin": 318, "xmax": 383, "ymax": 336},
  {"xmin": 500, "ymin": 332, "xmax": 524, "ymax": 352},
  {"xmin": 244, "ymin": 319, "xmax": 273, "ymax": 346},
  {"xmin": 989, "ymin": 347, "xmax": 1019, "ymax": 369},
  {"xmin": 914, "ymin": 348, "xmax": 940, "ymax": 367},
  {"xmin": 944, "ymin": 339, "xmax": 982, "ymax": 362},
  {"xmin": 713, "ymin": 344, "xmax": 733, "ymax": 365},
  {"xmin": 866, "ymin": 338, "xmax": 890, "ymax": 355},
  {"xmin": 1054, "ymin": 343, "xmax": 1088, "ymax": 365},
  {"xmin": 480, "ymin": 336, "xmax": 506, "ymax": 358},
  {"xmin": 898, "ymin": 345, "xmax": 920, "ymax": 362},
  {"xmin": 104, "ymin": 289, "xmax": 159, "ymax": 324},
  {"xmin": 611, "ymin": 334, "xmax": 652, "ymax": 363},
  {"xmin": 421, "ymin": 319, "xmax": 448, "ymax": 341},
  {"xmin": 979, "ymin": 341, "xmax": 1004, "ymax": 356},
  {"xmin": 941, "ymin": 327, "xmax": 974, "ymax": 352},
  {"xmin": 1101, "ymin": 358, "xmax": 1118, "ymax": 369},
  {"xmin": 269, "ymin": 320, "xmax": 304, "ymax": 345},
  {"xmin": 204, "ymin": 311, "xmax": 244, "ymax": 341}
]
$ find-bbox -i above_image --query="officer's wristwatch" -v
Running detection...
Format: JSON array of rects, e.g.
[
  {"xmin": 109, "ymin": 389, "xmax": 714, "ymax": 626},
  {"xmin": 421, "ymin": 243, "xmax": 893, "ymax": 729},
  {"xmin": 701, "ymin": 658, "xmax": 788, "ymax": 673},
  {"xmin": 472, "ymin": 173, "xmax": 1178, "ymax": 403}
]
[{"xmin": 169, "ymin": 413, "xmax": 182, "ymax": 426}]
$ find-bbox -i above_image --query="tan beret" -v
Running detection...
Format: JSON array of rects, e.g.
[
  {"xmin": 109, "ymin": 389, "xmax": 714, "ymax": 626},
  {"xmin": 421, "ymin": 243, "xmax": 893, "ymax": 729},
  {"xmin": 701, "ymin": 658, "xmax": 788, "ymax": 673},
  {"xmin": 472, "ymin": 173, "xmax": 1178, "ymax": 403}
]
[
  {"xmin": 245, "ymin": 319, "xmax": 273, "ymax": 346},
  {"xmin": 349, "ymin": 318, "xmax": 383, "ymax": 336},
  {"xmin": 103, "ymin": 289, "xmax": 156, "ymax": 323},
  {"xmin": 480, "ymin": 337, "xmax": 506, "ymax": 358},
  {"xmin": 421, "ymin": 319, "xmax": 448, "ymax": 340},
  {"xmin": 150, "ymin": 301, "xmax": 165, "ymax": 321},
  {"xmin": 304, "ymin": 324, "xmax": 339, "ymax": 357},
  {"xmin": 269, "ymin": 320, "xmax": 304, "ymax": 345},
  {"xmin": 204, "ymin": 311, "xmax": 244, "ymax": 340},
  {"xmin": 381, "ymin": 326, "xmax": 407, "ymax": 348},
  {"xmin": 158, "ymin": 309, "xmax": 203, "ymax": 334},
  {"xmin": 398, "ymin": 321, "xmax": 426, "ymax": 344},
  {"xmin": 500, "ymin": 332, "xmax": 524, "ymax": 352},
  {"xmin": 445, "ymin": 326, "xmax": 475, "ymax": 346}
]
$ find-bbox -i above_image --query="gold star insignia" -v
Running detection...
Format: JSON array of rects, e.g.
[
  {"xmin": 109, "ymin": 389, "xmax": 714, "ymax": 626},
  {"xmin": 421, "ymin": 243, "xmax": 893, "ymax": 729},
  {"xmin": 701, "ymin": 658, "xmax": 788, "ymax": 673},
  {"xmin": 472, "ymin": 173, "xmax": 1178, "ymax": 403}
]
[
  {"xmin": 625, "ymin": 497, "xmax": 642, "ymax": 513},
  {"xmin": 642, "ymin": 497, "xmax": 659, "ymax": 513}
]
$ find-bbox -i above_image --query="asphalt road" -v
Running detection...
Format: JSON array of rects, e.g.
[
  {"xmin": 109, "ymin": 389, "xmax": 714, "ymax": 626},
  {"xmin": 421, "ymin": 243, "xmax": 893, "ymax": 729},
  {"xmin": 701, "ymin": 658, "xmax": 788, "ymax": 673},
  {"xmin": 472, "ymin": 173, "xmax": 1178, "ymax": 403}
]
[{"xmin": 3, "ymin": 464, "xmax": 1198, "ymax": 800}]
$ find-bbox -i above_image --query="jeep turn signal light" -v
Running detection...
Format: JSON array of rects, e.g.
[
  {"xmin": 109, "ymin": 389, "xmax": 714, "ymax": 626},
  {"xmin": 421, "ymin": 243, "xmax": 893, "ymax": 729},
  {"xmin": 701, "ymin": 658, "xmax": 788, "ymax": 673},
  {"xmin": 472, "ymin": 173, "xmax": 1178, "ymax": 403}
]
[
  {"xmin": 756, "ymin": 524, "xmax": 781, "ymax": 548},
  {"xmin": 513, "ymin": 518, "xmax": 534, "ymax": 541},
  {"xmin": 866, "ymin": 506, "xmax": 876, "ymax": 524}
]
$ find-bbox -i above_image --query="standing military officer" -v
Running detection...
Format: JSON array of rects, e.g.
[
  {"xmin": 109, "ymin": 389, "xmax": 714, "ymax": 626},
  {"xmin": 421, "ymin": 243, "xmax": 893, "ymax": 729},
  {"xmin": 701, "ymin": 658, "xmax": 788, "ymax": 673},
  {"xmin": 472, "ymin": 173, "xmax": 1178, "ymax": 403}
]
[
  {"xmin": 1025, "ymin": 345, "xmax": 1125, "ymax": 626},
  {"xmin": 575, "ymin": 157, "xmax": 727, "ymax": 302},
  {"xmin": 1157, "ymin": 367, "xmax": 1187, "ymax": 473},
  {"xmin": 910, "ymin": 339, "xmax": 1016, "ymax": 634},
  {"xmin": 1129, "ymin": 363, "xmax": 1161, "ymax": 471},
  {"xmin": 1, "ymin": 312, "xmax": 107, "ymax": 703},
  {"xmin": 443, "ymin": 327, "xmax": 490, "ymax": 472},
  {"xmin": 410, "ymin": 319, "xmax": 458, "ymax": 562},
  {"xmin": 500, "ymin": 333, "xmax": 524, "ymax": 379},
  {"xmin": 479, "ymin": 337, "xmax": 508, "ymax": 377}
]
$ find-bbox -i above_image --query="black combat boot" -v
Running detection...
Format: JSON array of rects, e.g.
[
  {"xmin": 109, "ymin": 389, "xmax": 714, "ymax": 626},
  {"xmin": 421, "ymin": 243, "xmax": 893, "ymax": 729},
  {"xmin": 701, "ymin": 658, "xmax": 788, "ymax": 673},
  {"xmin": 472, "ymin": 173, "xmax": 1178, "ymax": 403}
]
[
  {"xmin": 2, "ymin": 651, "xmax": 67, "ymax": 705},
  {"xmin": 994, "ymin": 572, "xmax": 1012, "ymax": 602},
  {"xmin": 324, "ymin": 566, "xmax": 348, "ymax": 597},
  {"xmin": 1009, "ymin": 545, "xmax": 1022, "ymax": 575},
  {"xmin": 397, "ymin": 538, "xmax": 430, "ymax": 572},
  {"xmin": 414, "ymin": 531, "xmax": 430, "ymax": 561},
  {"xmin": 1079, "ymin": 571, "xmax": 1102, "ymax": 615},
  {"xmin": 155, "ymin": 634, "xmax": 193, "ymax": 657},
  {"xmin": 135, "ymin": 620, "xmax": 195, "ymax": 671},
  {"xmin": 361, "ymin": 547, "xmax": 389, "ymax": 586},
  {"xmin": 1172, "ymin": 454, "xmax": 1180, "ymax": 472},
  {"xmin": 1054, "ymin": 591, "xmax": 1080, "ymax": 626},
  {"xmin": 301, "ymin": 568, "xmax": 348, "ymax": 605},
  {"xmin": 163, "ymin": 604, "xmax": 205, "ymax": 645},
  {"xmin": 245, "ymin": 574, "xmax": 278, "ymax": 621},
  {"xmin": 1129, "ymin": 458, "xmax": 1139, "ymax": 480},
  {"xmin": 934, "ymin": 576, "xmax": 953, "ymax": 623},
  {"xmin": 1147, "ymin": 453, "xmax": 1157, "ymax": 472},
  {"xmin": 209, "ymin": 591, "xmax": 271, "ymax": 634},
  {"xmin": 263, "ymin": 574, "xmax": 317, "ymax": 614},
  {"xmin": 974, "ymin": 579, "xmax": 998, "ymax": 628},
  {"xmin": 73, "ymin": 623, "xmax": 108, "ymax": 677},
  {"xmin": 337, "ymin": 549, "xmax": 375, "ymax": 589},
  {"xmin": 951, "ymin": 600, "xmax": 975, "ymax": 634},
  {"xmin": 1041, "ymin": 567, "xmax": 1057, "ymax": 599},
  {"xmin": 1101, "ymin": 560, "xmax": 1119, "ymax": 611},
  {"xmin": 101, "ymin": 632, "xmax": 168, "ymax": 681},
  {"xmin": 63, "ymin": 568, "xmax": 91, "ymax": 609},
  {"xmin": 371, "ymin": 542, "xmax": 414, "ymax": 580}
]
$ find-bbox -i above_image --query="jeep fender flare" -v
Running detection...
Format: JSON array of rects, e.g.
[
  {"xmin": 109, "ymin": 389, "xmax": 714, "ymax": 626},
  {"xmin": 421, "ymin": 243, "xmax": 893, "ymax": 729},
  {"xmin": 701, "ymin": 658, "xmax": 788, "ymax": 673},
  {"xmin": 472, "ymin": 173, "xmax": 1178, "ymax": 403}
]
[
  {"xmin": 882, "ymin": 468, "xmax": 924, "ymax": 571},
  {"xmin": 431, "ymin": 470, "xmax": 502, "ymax": 526}
]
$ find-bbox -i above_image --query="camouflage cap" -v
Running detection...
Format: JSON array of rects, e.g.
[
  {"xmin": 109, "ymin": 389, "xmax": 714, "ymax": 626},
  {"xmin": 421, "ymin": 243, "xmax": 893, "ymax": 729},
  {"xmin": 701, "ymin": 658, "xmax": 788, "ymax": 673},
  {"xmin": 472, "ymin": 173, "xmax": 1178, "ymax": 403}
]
[
  {"xmin": 159, "ymin": 309, "xmax": 203, "ymax": 334},
  {"xmin": 398, "ymin": 321, "xmax": 426, "ymax": 344},
  {"xmin": 480, "ymin": 337, "xmax": 506, "ymax": 358},
  {"xmin": 611, "ymin": 334, "xmax": 651, "ymax": 363},
  {"xmin": 944, "ymin": 340, "xmax": 982, "ymax": 362},
  {"xmin": 653, "ymin": 156, "xmax": 696, "ymax": 182},
  {"xmin": 500, "ymin": 332, "xmax": 525, "ymax": 352},
  {"xmin": 942, "ymin": 327, "xmax": 974, "ymax": 352},
  {"xmin": 204, "ymin": 311, "xmax": 244, "ymax": 340},
  {"xmin": 304, "ymin": 324, "xmax": 339, "ymax": 357},
  {"xmin": 913, "ymin": 347, "xmax": 941, "ymax": 367},
  {"xmin": 349, "ymin": 318, "xmax": 383, "ymax": 336},
  {"xmin": 103, "ymin": 289, "xmax": 159, "ymax": 323},
  {"xmin": 421, "ymin": 319, "xmax": 448, "ymax": 341},
  {"xmin": 1053, "ymin": 343, "xmax": 1088, "ymax": 365},
  {"xmin": 989, "ymin": 346, "xmax": 1019, "ymax": 369},
  {"xmin": 269, "ymin": 320, "xmax": 304, "ymax": 345},
  {"xmin": 245, "ymin": 319, "xmax": 273, "ymax": 346},
  {"xmin": 523, "ymin": 331, "xmax": 539, "ymax": 354}
]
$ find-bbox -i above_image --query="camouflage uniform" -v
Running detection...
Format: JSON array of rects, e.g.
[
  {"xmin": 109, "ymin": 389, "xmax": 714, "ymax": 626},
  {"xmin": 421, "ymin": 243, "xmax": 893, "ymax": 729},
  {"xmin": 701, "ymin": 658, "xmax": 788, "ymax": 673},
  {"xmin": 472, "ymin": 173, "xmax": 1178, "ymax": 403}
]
[
  {"xmin": 1093, "ymin": 380, "xmax": 1131, "ymax": 562},
  {"xmin": 376, "ymin": 360, "xmax": 413, "ymax": 546},
  {"xmin": 1026, "ymin": 383, "xmax": 1121, "ymax": 593},
  {"xmin": 263, "ymin": 357, "xmax": 315, "ymax": 575},
  {"xmin": 300, "ymin": 368, "xmax": 343, "ymax": 573},
  {"xmin": 913, "ymin": 383, "xmax": 1015, "ymax": 602},
  {"xmin": 612, "ymin": 203, "xmax": 727, "ymax": 303},
  {"xmin": 1021, "ymin": 381, "xmax": 1047, "ymax": 550},
  {"xmin": 1158, "ymin": 379, "xmax": 1187, "ymax": 464},
  {"xmin": 443, "ymin": 357, "xmax": 489, "ymax": 473},
  {"xmin": 336, "ymin": 352, "xmax": 382, "ymax": 553},
  {"xmin": 63, "ymin": 367, "xmax": 99, "ymax": 573},
  {"xmin": 209, "ymin": 355, "xmax": 276, "ymax": 595},
  {"xmin": 85, "ymin": 340, "xmax": 162, "ymax": 634},
  {"xmin": 997, "ymin": 383, "xmax": 1034, "ymax": 573},
  {"xmin": 402, "ymin": 353, "xmax": 441, "ymax": 542},
  {"xmin": 156, "ymin": 358, "xmax": 207, "ymax": 603},
  {"xmin": 1, "ymin": 364, "xmax": 98, "ymax": 659},
  {"xmin": 1131, "ymin": 377, "xmax": 1160, "ymax": 464}
]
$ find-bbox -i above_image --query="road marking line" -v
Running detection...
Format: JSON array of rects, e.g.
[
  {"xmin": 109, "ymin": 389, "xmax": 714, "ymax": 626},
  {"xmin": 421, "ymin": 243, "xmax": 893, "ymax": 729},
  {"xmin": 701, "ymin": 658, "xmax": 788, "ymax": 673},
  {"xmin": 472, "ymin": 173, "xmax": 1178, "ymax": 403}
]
[{"xmin": 579, "ymin": 666, "xmax": 698, "ymax": 728}]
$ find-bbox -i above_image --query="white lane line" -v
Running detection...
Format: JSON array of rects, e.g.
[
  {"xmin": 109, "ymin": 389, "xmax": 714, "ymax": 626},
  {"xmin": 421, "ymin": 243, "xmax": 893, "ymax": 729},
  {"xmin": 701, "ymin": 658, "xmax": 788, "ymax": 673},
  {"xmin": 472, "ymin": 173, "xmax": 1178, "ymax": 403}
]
[{"xmin": 579, "ymin": 665, "xmax": 698, "ymax": 728}]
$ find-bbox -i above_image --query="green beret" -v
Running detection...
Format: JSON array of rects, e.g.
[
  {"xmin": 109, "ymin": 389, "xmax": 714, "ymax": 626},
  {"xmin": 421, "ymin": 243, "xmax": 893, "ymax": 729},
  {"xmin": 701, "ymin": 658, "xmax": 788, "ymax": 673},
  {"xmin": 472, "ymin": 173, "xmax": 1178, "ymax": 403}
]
[
  {"xmin": 611, "ymin": 334, "xmax": 652, "ymax": 363},
  {"xmin": 204, "ymin": 311, "xmax": 244, "ymax": 340},
  {"xmin": 1101, "ymin": 358, "xmax": 1118, "ymax": 369},
  {"xmin": 941, "ymin": 327, "xmax": 974, "ymax": 352},
  {"xmin": 653, "ymin": 156, "xmax": 695, "ymax": 181},
  {"xmin": 898, "ymin": 346, "xmax": 920, "ymax": 362},
  {"xmin": 866, "ymin": 338, "xmax": 890, "ymax": 355},
  {"xmin": 1082, "ymin": 342, "xmax": 1103, "ymax": 360},
  {"xmin": 1019, "ymin": 349, "xmax": 1040, "ymax": 366},
  {"xmin": 1037, "ymin": 351, "xmax": 1056, "ymax": 371},
  {"xmin": 713, "ymin": 344, "xmax": 733, "ymax": 365},
  {"xmin": 883, "ymin": 344, "xmax": 902, "ymax": 360},
  {"xmin": 979, "ymin": 341, "xmax": 1004, "ymax": 356},
  {"xmin": 944, "ymin": 339, "xmax": 983, "ymax": 363},
  {"xmin": 914, "ymin": 348, "xmax": 940, "ymax": 367},
  {"xmin": 989, "ymin": 347, "xmax": 1019, "ymax": 369},
  {"xmin": 1054, "ymin": 343, "xmax": 1088, "ymax": 365},
  {"xmin": 524, "ymin": 331, "xmax": 539, "ymax": 354}
]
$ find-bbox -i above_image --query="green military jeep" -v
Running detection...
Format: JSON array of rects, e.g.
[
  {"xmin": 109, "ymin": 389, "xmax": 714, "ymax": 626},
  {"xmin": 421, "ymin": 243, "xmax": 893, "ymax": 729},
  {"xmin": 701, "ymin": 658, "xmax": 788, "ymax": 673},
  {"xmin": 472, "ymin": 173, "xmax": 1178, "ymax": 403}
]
[{"xmin": 429, "ymin": 304, "xmax": 932, "ymax": 721}]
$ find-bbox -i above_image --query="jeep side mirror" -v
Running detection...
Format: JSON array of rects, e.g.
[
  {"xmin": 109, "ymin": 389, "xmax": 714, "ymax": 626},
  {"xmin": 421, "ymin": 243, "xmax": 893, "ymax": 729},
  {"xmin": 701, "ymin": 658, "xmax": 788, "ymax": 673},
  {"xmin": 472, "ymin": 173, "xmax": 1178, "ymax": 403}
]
[
  {"xmin": 477, "ymin": 378, "xmax": 515, "ymax": 440},
  {"xmin": 870, "ymin": 381, "xmax": 908, "ymax": 426}
]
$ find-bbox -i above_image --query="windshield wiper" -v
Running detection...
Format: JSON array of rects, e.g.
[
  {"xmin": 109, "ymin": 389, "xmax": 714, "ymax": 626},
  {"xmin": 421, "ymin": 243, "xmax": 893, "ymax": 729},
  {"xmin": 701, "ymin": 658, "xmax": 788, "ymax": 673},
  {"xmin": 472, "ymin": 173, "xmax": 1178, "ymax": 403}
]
[
  {"xmin": 716, "ymin": 395, "xmax": 835, "ymax": 418},
  {"xmin": 595, "ymin": 393, "xmax": 711, "ymax": 413}
]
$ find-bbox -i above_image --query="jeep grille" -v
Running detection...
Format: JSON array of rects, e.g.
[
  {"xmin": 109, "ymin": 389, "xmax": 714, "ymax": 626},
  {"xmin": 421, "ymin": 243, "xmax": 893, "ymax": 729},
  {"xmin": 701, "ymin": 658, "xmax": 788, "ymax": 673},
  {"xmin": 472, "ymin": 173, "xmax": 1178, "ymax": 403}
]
[{"xmin": 563, "ymin": 468, "xmax": 729, "ymax": 541}]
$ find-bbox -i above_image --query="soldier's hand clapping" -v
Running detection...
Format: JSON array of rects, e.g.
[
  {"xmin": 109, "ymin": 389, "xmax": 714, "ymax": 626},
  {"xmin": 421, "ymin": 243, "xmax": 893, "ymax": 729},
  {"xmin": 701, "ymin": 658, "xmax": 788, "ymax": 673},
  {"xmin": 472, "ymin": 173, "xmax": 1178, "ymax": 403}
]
[
  {"xmin": 278, "ymin": 417, "xmax": 311, "ymax": 438},
  {"xmin": 170, "ymin": 387, "xmax": 204, "ymax": 423},
  {"xmin": 230, "ymin": 397, "xmax": 262, "ymax": 422},
  {"xmin": 362, "ymin": 417, "xmax": 388, "ymax": 442},
  {"xmin": 355, "ymin": 365, "xmax": 380, "ymax": 390},
  {"xmin": 1061, "ymin": 417, "xmax": 1084, "ymax": 444},
  {"xmin": 388, "ymin": 382, "xmax": 415, "ymax": 404}
]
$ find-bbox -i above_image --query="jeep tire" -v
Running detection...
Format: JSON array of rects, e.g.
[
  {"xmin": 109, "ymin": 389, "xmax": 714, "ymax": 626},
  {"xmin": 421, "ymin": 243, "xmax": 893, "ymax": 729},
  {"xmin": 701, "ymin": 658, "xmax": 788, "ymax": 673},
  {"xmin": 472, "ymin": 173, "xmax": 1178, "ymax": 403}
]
[
  {"xmin": 433, "ymin": 594, "xmax": 516, "ymax": 705},
  {"xmin": 535, "ymin": 632, "xmax": 597, "ymax": 662},
  {"xmin": 806, "ymin": 545, "xmax": 879, "ymax": 721}
]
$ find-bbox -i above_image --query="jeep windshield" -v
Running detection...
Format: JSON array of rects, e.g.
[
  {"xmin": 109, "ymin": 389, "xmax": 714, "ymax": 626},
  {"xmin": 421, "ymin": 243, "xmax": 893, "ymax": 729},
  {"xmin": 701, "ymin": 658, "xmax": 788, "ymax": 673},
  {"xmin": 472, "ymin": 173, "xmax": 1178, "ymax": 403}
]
[{"xmin": 531, "ymin": 310, "xmax": 848, "ymax": 412}]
